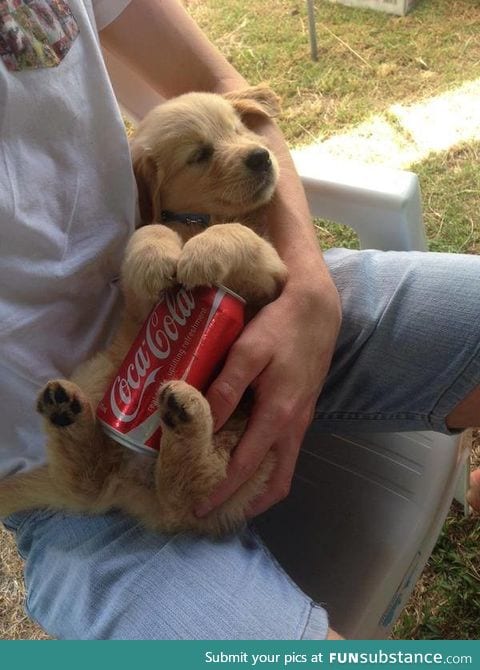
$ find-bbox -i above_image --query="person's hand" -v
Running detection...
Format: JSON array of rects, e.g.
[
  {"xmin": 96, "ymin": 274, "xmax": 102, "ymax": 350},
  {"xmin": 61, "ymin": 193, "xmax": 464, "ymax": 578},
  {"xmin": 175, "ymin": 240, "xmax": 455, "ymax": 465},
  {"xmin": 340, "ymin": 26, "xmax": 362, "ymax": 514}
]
[{"xmin": 195, "ymin": 274, "xmax": 342, "ymax": 519}]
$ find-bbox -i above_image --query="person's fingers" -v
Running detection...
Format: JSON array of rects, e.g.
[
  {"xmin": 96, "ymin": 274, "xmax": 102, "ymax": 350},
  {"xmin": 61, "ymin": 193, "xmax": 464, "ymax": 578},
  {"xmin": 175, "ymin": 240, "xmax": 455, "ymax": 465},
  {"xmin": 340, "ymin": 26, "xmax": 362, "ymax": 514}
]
[
  {"xmin": 195, "ymin": 395, "xmax": 292, "ymax": 516},
  {"xmin": 245, "ymin": 438, "xmax": 299, "ymax": 518},
  {"xmin": 205, "ymin": 335, "xmax": 270, "ymax": 431},
  {"xmin": 194, "ymin": 408, "xmax": 273, "ymax": 517},
  {"xmin": 246, "ymin": 404, "xmax": 314, "ymax": 517},
  {"xmin": 195, "ymin": 394, "xmax": 312, "ymax": 517}
]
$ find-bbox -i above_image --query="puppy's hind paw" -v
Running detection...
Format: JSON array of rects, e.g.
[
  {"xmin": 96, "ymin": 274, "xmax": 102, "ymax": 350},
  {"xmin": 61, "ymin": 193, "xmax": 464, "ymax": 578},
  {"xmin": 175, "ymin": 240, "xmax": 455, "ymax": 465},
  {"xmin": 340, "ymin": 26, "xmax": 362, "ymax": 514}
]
[
  {"xmin": 37, "ymin": 380, "xmax": 84, "ymax": 428},
  {"xmin": 158, "ymin": 381, "xmax": 212, "ymax": 433}
]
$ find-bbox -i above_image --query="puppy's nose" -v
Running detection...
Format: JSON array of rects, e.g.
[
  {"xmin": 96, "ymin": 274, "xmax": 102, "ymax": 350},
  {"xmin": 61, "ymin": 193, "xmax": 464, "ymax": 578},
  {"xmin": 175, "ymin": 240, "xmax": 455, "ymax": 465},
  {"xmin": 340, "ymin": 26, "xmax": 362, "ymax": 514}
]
[{"xmin": 245, "ymin": 148, "xmax": 272, "ymax": 172}]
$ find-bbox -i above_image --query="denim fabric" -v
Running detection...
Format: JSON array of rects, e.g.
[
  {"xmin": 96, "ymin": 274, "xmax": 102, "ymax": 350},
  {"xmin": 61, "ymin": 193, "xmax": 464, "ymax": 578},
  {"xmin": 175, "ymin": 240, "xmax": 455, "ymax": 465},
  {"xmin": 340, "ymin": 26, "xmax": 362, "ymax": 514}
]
[
  {"xmin": 316, "ymin": 249, "xmax": 480, "ymax": 434},
  {"xmin": 6, "ymin": 249, "xmax": 480, "ymax": 640},
  {"xmin": 4, "ymin": 510, "xmax": 328, "ymax": 640}
]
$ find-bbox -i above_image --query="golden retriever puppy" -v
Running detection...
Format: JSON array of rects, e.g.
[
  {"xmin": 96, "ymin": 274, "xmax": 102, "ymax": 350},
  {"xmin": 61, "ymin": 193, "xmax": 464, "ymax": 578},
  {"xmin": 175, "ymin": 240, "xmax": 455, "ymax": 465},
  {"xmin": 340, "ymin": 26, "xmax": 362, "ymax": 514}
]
[{"xmin": 0, "ymin": 85, "xmax": 287, "ymax": 535}]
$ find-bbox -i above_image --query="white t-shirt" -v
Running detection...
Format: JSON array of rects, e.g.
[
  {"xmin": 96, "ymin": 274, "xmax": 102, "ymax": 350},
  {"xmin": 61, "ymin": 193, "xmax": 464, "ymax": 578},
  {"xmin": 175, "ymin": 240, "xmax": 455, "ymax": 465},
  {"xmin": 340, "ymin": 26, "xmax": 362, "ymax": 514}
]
[{"xmin": 0, "ymin": 0, "xmax": 135, "ymax": 477}]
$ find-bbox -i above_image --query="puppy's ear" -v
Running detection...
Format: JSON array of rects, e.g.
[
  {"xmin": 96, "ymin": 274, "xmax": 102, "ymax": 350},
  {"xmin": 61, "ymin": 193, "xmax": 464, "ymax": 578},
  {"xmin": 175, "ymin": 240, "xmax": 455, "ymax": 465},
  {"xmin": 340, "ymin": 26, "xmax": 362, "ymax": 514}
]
[
  {"xmin": 131, "ymin": 145, "xmax": 164, "ymax": 225},
  {"xmin": 224, "ymin": 84, "xmax": 281, "ymax": 119}
]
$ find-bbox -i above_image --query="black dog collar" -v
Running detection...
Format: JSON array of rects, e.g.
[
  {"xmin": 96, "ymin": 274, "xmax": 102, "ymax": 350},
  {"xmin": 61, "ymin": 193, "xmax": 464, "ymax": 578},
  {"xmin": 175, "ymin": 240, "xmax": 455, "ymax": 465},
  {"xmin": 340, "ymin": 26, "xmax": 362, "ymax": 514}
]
[{"xmin": 161, "ymin": 210, "xmax": 210, "ymax": 228}]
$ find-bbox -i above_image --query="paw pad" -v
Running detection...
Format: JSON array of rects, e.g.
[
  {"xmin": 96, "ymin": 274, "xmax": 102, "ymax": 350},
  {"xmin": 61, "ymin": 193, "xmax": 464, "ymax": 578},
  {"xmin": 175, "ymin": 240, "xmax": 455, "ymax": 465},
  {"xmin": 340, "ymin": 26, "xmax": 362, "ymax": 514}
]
[
  {"xmin": 158, "ymin": 383, "xmax": 192, "ymax": 429},
  {"xmin": 37, "ymin": 382, "xmax": 82, "ymax": 427}
]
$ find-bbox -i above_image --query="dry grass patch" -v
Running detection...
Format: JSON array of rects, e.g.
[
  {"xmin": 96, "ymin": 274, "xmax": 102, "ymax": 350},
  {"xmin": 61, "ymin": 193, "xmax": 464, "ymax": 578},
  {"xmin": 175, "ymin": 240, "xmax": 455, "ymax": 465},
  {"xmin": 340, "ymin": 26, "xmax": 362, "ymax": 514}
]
[{"xmin": 0, "ymin": 526, "xmax": 50, "ymax": 640}]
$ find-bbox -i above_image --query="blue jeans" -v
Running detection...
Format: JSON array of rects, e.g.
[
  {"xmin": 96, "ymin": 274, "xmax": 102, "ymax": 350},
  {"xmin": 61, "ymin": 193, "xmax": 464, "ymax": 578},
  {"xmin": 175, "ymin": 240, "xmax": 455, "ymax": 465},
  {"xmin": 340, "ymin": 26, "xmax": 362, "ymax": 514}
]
[{"xmin": 5, "ymin": 249, "xmax": 480, "ymax": 639}]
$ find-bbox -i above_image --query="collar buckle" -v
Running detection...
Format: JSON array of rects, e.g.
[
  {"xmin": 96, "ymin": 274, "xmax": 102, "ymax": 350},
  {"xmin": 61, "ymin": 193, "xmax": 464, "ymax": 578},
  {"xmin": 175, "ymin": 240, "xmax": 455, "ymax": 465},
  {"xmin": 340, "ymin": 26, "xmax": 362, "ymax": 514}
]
[{"xmin": 161, "ymin": 210, "xmax": 210, "ymax": 228}]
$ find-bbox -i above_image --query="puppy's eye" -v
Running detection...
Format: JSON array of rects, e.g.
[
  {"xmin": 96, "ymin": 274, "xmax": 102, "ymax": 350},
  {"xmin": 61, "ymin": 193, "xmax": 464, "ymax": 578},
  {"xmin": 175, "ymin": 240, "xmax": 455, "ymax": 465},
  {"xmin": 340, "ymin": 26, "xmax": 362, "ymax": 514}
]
[{"xmin": 188, "ymin": 145, "xmax": 214, "ymax": 165}]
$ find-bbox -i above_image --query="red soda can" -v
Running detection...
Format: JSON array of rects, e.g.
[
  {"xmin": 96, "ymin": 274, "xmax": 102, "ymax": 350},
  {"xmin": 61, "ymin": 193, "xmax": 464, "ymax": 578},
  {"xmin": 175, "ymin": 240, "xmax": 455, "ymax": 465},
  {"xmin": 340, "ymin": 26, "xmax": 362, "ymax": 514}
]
[{"xmin": 96, "ymin": 285, "xmax": 245, "ymax": 455}]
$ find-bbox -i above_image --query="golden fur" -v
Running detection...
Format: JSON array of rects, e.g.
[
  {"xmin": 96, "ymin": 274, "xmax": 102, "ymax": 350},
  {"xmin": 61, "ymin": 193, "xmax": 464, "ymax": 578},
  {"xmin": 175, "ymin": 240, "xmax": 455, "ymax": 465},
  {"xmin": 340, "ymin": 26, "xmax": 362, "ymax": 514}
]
[{"xmin": 0, "ymin": 85, "xmax": 287, "ymax": 535}]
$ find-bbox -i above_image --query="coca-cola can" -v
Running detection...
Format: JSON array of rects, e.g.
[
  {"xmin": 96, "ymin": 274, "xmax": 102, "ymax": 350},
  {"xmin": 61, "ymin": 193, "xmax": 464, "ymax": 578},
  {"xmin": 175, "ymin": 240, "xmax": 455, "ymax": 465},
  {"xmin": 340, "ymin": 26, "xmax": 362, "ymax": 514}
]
[{"xmin": 96, "ymin": 285, "xmax": 245, "ymax": 455}]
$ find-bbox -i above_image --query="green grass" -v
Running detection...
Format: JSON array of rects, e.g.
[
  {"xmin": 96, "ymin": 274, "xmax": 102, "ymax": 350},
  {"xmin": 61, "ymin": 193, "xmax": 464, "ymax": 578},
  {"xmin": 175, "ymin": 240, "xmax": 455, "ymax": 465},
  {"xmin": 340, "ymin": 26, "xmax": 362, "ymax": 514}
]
[
  {"xmin": 189, "ymin": 0, "xmax": 480, "ymax": 256},
  {"xmin": 189, "ymin": 0, "xmax": 480, "ymax": 144},
  {"xmin": 187, "ymin": 0, "xmax": 480, "ymax": 640},
  {"xmin": 416, "ymin": 141, "xmax": 480, "ymax": 254}
]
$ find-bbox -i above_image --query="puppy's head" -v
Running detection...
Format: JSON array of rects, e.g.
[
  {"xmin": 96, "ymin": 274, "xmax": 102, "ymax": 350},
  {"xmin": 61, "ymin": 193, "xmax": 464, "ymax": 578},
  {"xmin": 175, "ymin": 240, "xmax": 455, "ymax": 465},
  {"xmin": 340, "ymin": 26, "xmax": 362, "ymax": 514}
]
[{"xmin": 131, "ymin": 84, "xmax": 280, "ymax": 224}]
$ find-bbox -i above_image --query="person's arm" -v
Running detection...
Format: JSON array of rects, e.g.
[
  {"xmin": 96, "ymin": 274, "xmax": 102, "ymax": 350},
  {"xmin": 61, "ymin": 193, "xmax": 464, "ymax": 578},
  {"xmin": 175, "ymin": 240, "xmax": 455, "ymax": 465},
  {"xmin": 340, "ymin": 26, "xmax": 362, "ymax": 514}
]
[
  {"xmin": 101, "ymin": 0, "xmax": 342, "ymax": 517},
  {"xmin": 100, "ymin": 0, "xmax": 245, "ymax": 96}
]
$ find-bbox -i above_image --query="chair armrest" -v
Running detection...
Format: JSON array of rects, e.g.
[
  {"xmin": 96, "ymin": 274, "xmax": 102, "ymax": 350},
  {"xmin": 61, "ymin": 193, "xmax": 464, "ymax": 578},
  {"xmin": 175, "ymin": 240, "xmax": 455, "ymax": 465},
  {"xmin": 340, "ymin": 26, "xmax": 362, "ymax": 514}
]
[{"xmin": 293, "ymin": 154, "xmax": 428, "ymax": 252}]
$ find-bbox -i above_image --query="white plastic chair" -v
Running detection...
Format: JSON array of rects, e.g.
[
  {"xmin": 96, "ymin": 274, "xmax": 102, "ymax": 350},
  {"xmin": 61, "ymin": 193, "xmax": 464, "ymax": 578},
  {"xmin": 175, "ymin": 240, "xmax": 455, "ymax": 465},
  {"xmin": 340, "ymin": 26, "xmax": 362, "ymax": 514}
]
[
  {"xmin": 257, "ymin": 153, "xmax": 469, "ymax": 639},
  {"xmin": 103, "ymin": 50, "xmax": 469, "ymax": 639}
]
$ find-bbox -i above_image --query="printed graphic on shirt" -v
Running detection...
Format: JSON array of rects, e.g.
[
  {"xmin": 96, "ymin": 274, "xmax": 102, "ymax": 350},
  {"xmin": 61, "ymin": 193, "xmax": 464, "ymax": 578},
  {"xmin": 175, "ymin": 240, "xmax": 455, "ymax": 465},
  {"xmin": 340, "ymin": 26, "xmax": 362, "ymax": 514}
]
[{"xmin": 0, "ymin": 0, "xmax": 79, "ymax": 71}]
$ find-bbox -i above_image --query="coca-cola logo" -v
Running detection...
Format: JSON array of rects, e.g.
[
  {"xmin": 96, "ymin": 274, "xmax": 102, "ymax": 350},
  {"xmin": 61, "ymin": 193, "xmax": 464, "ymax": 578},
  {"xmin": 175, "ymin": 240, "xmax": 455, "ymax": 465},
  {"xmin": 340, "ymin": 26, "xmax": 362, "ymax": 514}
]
[{"xmin": 110, "ymin": 287, "xmax": 196, "ymax": 422}]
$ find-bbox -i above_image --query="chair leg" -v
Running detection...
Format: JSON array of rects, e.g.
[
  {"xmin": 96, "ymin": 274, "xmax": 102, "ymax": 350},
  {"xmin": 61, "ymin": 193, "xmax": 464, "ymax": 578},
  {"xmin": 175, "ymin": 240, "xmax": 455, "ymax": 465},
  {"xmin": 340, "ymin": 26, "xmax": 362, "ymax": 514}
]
[
  {"xmin": 306, "ymin": 0, "xmax": 318, "ymax": 61},
  {"xmin": 455, "ymin": 430, "xmax": 472, "ymax": 516}
]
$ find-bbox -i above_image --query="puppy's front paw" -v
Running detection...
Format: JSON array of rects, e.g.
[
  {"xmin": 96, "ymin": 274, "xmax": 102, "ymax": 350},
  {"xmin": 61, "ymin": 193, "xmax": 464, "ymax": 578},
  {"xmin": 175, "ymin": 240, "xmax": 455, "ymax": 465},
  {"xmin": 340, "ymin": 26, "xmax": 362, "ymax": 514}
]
[
  {"xmin": 121, "ymin": 226, "xmax": 183, "ymax": 309},
  {"xmin": 37, "ymin": 380, "xmax": 84, "ymax": 428},
  {"xmin": 176, "ymin": 238, "xmax": 227, "ymax": 288},
  {"xmin": 141, "ymin": 253, "xmax": 180, "ymax": 299}
]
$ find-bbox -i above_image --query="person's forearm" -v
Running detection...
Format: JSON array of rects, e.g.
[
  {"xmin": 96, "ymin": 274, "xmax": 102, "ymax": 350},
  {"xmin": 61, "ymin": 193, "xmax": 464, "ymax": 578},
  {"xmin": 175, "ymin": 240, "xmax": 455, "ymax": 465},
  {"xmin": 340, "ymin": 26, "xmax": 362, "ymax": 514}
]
[
  {"xmin": 101, "ymin": 0, "xmax": 246, "ymax": 98},
  {"xmin": 241, "ymin": 114, "xmax": 328, "ymax": 282}
]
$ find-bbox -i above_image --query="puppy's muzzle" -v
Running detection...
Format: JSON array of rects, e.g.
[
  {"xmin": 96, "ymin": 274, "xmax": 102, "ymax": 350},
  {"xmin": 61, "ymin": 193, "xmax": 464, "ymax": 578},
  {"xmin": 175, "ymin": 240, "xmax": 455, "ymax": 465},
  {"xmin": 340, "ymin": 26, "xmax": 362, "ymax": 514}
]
[{"xmin": 245, "ymin": 148, "xmax": 272, "ymax": 173}]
